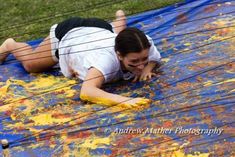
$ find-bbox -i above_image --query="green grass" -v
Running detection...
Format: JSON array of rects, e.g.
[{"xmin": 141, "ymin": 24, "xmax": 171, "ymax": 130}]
[{"xmin": 0, "ymin": 0, "xmax": 183, "ymax": 43}]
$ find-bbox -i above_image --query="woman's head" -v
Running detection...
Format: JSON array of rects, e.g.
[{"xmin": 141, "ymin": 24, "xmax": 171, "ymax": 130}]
[{"xmin": 115, "ymin": 27, "xmax": 151, "ymax": 75}]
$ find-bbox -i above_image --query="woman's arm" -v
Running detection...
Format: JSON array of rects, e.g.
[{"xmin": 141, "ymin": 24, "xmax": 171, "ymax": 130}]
[
  {"xmin": 80, "ymin": 68, "xmax": 150, "ymax": 109},
  {"xmin": 133, "ymin": 61, "xmax": 158, "ymax": 82}
]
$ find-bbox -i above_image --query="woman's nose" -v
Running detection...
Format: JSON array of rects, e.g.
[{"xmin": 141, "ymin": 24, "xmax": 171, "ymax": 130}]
[{"xmin": 137, "ymin": 64, "xmax": 145, "ymax": 70}]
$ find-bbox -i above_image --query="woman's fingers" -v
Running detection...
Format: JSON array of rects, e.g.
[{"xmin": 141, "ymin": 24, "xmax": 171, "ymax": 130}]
[
  {"xmin": 136, "ymin": 98, "xmax": 151, "ymax": 105},
  {"xmin": 139, "ymin": 72, "xmax": 157, "ymax": 81},
  {"xmin": 118, "ymin": 97, "xmax": 151, "ymax": 111},
  {"xmin": 151, "ymin": 72, "xmax": 157, "ymax": 77},
  {"xmin": 132, "ymin": 75, "xmax": 139, "ymax": 82}
]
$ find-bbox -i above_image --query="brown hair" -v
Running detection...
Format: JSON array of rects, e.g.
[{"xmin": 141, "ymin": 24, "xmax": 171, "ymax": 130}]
[{"xmin": 115, "ymin": 27, "xmax": 151, "ymax": 56}]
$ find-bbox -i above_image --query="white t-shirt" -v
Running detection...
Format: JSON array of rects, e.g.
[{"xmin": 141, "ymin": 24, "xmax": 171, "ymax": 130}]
[{"xmin": 58, "ymin": 27, "xmax": 161, "ymax": 83}]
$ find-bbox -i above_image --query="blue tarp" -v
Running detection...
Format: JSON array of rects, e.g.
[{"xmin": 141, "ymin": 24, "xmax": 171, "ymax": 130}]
[{"xmin": 0, "ymin": 0, "xmax": 235, "ymax": 156}]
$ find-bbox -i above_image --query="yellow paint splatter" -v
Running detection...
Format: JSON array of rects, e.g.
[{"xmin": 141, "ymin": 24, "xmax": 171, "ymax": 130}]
[
  {"xmin": 0, "ymin": 74, "xmax": 77, "ymax": 120},
  {"xmin": 115, "ymin": 113, "xmax": 127, "ymax": 119},
  {"xmin": 30, "ymin": 113, "xmax": 71, "ymax": 125},
  {"xmin": 28, "ymin": 127, "xmax": 42, "ymax": 133},
  {"xmin": 229, "ymin": 89, "xmax": 235, "ymax": 93},
  {"xmin": 204, "ymin": 78, "xmax": 235, "ymax": 87},
  {"xmin": 61, "ymin": 132, "xmax": 67, "ymax": 141},
  {"xmin": 0, "ymin": 74, "xmax": 77, "ymax": 106},
  {"xmin": 215, "ymin": 78, "xmax": 235, "ymax": 84},
  {"xmin": 80, "ymin": 137, "xmax": 110, "ymax": 149},
  {"xmin": 184, "ymin": 42, "xmax": 191, "ymax": 46},
  {"xmin": 170, "ymin": 143, "xmax": 210, "ymax": 157},
  {"xmin": 5, "ymin": 121, "xmax": 24, "ymax": 128},
  {"xmin": 172, "ymin": 150, "xmax": 210, "ymax": 157},
  {"xmin": 20, "ymin": 75, "xmax": 77, "ymax": 94},
  {"xmin": 162, "ymin": 58, "xmax": 170, "ymax": 63},
  {"xmin": 0, "ymin": 79, "xmax": 12, "ymax": 94}
]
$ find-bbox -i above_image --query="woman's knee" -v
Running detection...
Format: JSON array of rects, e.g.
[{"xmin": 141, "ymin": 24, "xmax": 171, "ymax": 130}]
[
  {"xmin": 23, "ymin": 62, "xmax": 35, "ymax": 73},
  {"xmin": 4, "ymin": 38, "xmax": 16, "ymax": 51},
  {"xmin": 22, "ymin": 61, "xmax": 52, "ymax": 73},
  {"xmin": 23, "ymin": 61, "xmax": 42, "ymax": 73}
]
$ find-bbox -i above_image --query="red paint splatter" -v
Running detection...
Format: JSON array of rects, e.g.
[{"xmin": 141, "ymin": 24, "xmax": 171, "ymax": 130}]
[
  {"xmin": 5, "ymin": 110, "xmax": 12, "ymax": 116},
  {"xmin": 204, "ymin": 5, "xmax": 217, "ymax": 13},
  {"xmin": 67, "ymin": 130, "xmax": 91, "ymax": 139},
  {"xmin": 162, "ymin": 121, "xmax": 173, "ymax": 128},
  {"xmin": 176, "ymin": 13, "xmax": 188, "ymax": 24},
  {"xmin": 52, "ymin": 113, "xmax": 71, "ymax": 119}
]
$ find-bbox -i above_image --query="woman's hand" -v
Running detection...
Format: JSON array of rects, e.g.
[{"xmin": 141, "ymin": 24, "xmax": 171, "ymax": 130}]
[
  {"xmin": 132, "ymin": 61, "xmax": 158, "ymax": 82},
  {"xmin": 133, "ymin": 72, "xmax": 157, "ymax": 82},
  {"xmin": 119, "ymin": 97, "xmax": 151, "ymax": 110},
  {"xmin": 81, "ymin": 68, "xmax": 151, "ymax": 111},
  {"xmin": 133, "ymin": 70, "xmax": 157, "ymax": 82}
]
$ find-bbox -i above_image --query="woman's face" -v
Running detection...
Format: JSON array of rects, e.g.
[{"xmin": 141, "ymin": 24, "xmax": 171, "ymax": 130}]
[{"xmin": 118, "ymin": 49, "xmax": 149, "ymax": 75}]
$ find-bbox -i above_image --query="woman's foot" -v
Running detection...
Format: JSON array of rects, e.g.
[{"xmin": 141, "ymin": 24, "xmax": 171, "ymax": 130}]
[
  {"xmin": 0, "ymin": 38, "xmax": 14, "ymax": 64},
  {"xmin": 112, "ymin": 10, "xmax": 127, "ymax": 34}
]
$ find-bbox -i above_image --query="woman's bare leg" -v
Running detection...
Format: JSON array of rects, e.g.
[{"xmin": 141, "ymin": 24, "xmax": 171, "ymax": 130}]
[
  {"xmin": 112, "ymin": 10, "xmax": 127, "ymax": 34},
  {"xmin": 0, "ymin": 36, "xmax": 57, "ymax": 72},
  {"xmin": 0, "ymin": 39, "xmax": 12, "ymax": 63}
]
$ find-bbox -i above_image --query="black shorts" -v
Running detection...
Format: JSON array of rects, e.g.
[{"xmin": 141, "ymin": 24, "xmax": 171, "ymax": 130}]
[{"xmin": 55, "ymin": 17, "xmax": 113, "ymax": 41}]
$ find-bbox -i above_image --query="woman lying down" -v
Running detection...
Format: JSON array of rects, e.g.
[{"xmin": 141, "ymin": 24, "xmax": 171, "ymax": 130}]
[{"xmin": 0, "ymin": 10, "xmax": 161, "ymax": 110}]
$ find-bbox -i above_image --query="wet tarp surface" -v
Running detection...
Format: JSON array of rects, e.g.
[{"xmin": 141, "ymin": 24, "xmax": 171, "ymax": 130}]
[{"xmin": 0, "ymin": 0, "xmax": 235, "ymax": 156}]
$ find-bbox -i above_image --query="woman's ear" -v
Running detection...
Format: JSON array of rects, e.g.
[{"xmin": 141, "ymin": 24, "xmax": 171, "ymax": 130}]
[{"xmin": 117, "ymin": 51, "xmax": 124, "ymax": 61}]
